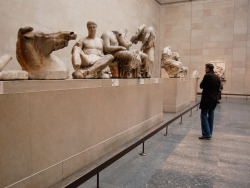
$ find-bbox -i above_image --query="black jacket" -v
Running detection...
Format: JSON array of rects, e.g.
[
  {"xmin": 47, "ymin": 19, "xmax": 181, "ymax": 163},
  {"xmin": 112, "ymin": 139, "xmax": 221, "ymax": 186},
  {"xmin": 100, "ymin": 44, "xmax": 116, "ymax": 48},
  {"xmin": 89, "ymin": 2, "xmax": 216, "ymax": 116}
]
[{"xmin": 199, "ymin": 71, "xmax": 220, "ymax": 110}]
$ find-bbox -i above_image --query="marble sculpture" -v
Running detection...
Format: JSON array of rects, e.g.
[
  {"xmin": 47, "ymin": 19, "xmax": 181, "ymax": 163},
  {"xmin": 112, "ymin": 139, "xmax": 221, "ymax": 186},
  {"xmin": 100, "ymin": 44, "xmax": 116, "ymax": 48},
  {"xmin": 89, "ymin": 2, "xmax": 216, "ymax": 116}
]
[
  {"xmin": 192, "ymin": 70, "xmax": 200, "ymax": 79},
  {"xmin": 101, "ymin": 29, "xmax": 149, "ymax": 78},
  {"xmin": 12, "ymin": 23, "xmax": 156, "ymax": 80},
  {"xmin": 161, "ymin": 46, "xmax": 187, "ymax": 78},
  {"xmin": 209, "ymin": 61, "xmax": 225, "ymax": 80},
  {"xmin": 72, "ymin": 21, "xmax": 114, "ymax": 79},
  {"xmin": 131, "ymin": 24, "xmax": 156, "ymax": 77},
  {"xmin": 16, "ymin": 26, "xmax": 77, "ymax": 79},
  {"xmin": 0, "ymin": 54, "xmax": 28, "ymax": 80}
]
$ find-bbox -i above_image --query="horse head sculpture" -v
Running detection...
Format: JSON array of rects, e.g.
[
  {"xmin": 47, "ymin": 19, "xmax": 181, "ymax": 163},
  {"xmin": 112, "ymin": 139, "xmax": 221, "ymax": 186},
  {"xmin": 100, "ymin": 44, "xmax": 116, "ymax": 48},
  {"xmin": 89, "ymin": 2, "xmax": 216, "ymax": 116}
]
[{"xmin": 16, "ymin": 26, "xmax": 77, "ymax": 79}]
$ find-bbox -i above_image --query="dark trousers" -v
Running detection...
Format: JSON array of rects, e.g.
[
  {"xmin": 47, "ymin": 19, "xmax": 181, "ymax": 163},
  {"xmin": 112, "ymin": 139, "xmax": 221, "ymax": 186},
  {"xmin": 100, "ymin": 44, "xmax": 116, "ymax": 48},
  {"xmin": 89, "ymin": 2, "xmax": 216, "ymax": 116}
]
[{"xmin": 200, "ymin": 109, "xmax": 214, "ymax": 137}]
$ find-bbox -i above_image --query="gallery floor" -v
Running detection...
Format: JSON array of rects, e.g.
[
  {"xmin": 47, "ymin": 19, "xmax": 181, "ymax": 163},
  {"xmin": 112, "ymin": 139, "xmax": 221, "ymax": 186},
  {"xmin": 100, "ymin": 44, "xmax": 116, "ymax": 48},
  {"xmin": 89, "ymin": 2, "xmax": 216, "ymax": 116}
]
[{"xmin": 79, "ymin": 97, "xmax": 250, "ymax": 188}]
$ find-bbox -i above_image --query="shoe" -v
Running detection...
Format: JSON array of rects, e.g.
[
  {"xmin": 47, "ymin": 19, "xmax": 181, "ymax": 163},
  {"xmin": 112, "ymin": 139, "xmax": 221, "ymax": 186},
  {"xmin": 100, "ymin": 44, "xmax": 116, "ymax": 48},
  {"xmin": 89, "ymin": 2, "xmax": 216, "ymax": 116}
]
[{"xmin": 199, "ymin": 136, "xmax": 211, "ymax": 140}]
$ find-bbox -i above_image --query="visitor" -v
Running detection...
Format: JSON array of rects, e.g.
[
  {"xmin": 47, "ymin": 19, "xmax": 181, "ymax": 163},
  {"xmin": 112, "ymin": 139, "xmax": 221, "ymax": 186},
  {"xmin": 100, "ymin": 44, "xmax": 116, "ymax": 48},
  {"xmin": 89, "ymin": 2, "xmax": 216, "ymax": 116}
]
[{"xmin": 199, "ymin": 63, "xmax": 220, "ymax": 140}]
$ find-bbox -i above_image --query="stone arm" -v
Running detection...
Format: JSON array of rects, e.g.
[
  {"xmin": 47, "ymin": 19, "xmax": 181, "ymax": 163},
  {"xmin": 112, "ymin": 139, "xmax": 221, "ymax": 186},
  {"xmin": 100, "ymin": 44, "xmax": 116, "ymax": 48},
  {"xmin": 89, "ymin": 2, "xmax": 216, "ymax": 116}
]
[
  {"xmin": 71, "ymin": 40, "xmax": 84, "ymax": 54},
  {"xmin": 101, "ymin": 33, "xmax": 126, "ymax": 53}
]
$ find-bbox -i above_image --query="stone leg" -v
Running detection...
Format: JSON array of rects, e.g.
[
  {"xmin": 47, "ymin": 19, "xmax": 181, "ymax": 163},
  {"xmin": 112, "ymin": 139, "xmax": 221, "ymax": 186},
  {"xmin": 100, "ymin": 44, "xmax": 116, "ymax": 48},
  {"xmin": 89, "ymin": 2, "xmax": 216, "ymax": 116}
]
[
  {"xmin": 71, "ymin": 47, "xmax": 89, "ymax": 79},
  {"xmin": 144, "ymin": 47, "xmax": 154, "ymax": 77},
  {"xmin": 72, "ymin": 46, "xmax": 99, "ymax": 69},
  {"xmin": 86, "ymin": 54, "xmax": 114, "ymax": 76},
  {"xmin": 72, "ymin": 54, "xmax": 114, "ymax": 79},
  {"xmin": 72, "ymin": 46, "xmax": 84, "ymax": 69},
  {"xmin": 139, "ymin": 52, "xmax": 149, "ymax": 78}
]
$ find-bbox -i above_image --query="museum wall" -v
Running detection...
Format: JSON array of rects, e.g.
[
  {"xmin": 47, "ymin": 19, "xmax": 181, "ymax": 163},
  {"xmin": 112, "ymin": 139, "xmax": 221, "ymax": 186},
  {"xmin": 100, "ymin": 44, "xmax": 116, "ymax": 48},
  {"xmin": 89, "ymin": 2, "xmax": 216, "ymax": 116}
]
[
  {"xmin": 0, "ymin": 0, "xmax": 161, "ymax": 78},
  {"xmin": 0, "ymin": 79, "xmax": 163, "ymax": 188},
  {"xmin": 160, "ymin": 0, "xmax": 250, "ymax": 94}
]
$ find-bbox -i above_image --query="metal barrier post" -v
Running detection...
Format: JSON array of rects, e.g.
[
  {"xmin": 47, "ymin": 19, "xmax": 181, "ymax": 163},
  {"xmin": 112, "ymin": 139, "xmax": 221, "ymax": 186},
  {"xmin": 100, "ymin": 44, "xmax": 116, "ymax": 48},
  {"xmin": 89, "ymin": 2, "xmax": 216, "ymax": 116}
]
[
  {"xmin": 179, "ymin": 116, "xmax": 183, "ymax": 125},
  {"xmin": 59, "ymin": 101, "xmax": 201, "ymax": 188},
  {"xmin": 164, "ymin": 126, "xmax": 168, "ymax": 136},
  {"xmin": 196, "ymin": 105, "xmax": 199, "ymax": 111},
  {"xmin": 140, "ymin": 142, "xmax": 147, "ymax": 156},
  {"xmin": 190, "ymin": 109, "xmax": 192, "ymax": 117},
  {"xmin": 97, "ymin": 173, "xmax": 99, "ymax": 188}
]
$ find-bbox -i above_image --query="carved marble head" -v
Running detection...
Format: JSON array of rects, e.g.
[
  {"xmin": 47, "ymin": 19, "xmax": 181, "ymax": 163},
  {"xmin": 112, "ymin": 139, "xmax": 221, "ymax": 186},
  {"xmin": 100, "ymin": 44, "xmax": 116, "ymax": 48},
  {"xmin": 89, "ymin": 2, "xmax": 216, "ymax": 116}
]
[{"xmin": 87, "ymin": 21, "xmax": 97, "ymax": 37}]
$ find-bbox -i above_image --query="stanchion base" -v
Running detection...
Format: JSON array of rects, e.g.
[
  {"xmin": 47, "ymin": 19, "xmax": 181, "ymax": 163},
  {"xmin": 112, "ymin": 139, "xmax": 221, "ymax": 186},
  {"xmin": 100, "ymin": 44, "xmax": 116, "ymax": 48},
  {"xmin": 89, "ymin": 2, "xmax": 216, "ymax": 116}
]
[
  {"xmin": 179, "ymin": 122, "xmax": 183, "ymax": 125},
  {"xmin": 140, "ymin": 153, "xmax": 147, "ymax": 156},
  {"xmin": 164, "ymin": 133, "xmax": 168, "ymax": 136}
]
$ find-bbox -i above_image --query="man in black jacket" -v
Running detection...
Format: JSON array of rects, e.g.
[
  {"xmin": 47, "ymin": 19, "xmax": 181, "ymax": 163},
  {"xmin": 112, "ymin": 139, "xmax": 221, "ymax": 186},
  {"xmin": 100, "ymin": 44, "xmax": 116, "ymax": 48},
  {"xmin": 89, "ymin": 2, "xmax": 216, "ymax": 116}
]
[{"xmin": 199, "ymin": 63, "xmax": 220, "ymax": 139}]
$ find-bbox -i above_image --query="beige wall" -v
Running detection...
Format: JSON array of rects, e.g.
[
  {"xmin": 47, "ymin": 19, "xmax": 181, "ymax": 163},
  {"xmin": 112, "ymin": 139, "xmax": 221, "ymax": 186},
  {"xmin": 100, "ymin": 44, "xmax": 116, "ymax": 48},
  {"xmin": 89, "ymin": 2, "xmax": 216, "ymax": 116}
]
[
  {"xmin": 0, "ymin": 0, "xmax": 161, "ymax": 78},
  {"xmin": 0, "ymin": 79, "xmax": 163, "ymax": 187},
  {"xmin": 163, "ymin": 78, "xmax": 191, "ymax": 112},
  {"xmin": 1, "ymin": 0, "xmax": 249, "ymax": 93},
  {"xmin": 160, "ymin": 0, "xmax": 250, "ymax": 94}
]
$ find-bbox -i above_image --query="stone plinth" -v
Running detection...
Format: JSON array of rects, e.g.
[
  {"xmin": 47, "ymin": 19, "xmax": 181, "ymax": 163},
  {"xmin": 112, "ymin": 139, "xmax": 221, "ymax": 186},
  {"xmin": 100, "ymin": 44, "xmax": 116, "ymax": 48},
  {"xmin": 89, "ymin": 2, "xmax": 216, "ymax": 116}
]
[
  {"xmin": 163, "ymin": 78, "xmax": 190, "ymax": 112},
  {"xmin": 190, "ymin": 78, "xmax": 199, "ymax": 102},
  {"xmin": 0, "ymin": 78, "xmax": 163, "ymax": 188}
]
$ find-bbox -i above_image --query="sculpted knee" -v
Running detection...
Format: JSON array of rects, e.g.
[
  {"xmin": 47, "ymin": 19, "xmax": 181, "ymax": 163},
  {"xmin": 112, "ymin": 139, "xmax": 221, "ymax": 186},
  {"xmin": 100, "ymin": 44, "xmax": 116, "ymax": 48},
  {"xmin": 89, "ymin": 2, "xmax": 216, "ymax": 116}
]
[{"xmin": 106, "ymin": 54, "xmax": 114, "ymax": 61}]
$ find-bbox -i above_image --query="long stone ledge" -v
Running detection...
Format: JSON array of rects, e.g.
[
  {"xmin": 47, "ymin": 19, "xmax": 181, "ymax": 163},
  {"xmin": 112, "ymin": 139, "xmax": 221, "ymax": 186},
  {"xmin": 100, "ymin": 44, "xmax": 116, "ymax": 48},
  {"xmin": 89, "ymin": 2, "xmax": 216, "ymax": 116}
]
[
  {"xmin": 0, "ymin": 78, "xmax": 163, "ymax": 188},
  {"xmin": 0, "ymin": 78, "xmax": 162, "ymax": 94}
]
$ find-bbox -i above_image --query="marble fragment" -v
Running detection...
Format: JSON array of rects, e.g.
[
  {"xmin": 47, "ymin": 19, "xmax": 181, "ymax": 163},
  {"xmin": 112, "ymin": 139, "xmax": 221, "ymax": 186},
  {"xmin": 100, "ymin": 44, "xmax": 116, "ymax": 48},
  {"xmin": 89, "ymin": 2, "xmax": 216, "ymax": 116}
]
[
  {"xmin": 160, "ymin": 46, "xmax": 187, "ymax": 78},
  {"xmin": 131, "ymin": 24, "xmax": 156, "ymax": 77},
  {"xmin": 0, "ymin": 54, "xmax": 28, "ymax": 80},
  {"xmin": 0, "ymin": 70, "xmax": 29, "ymax": 80}
]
